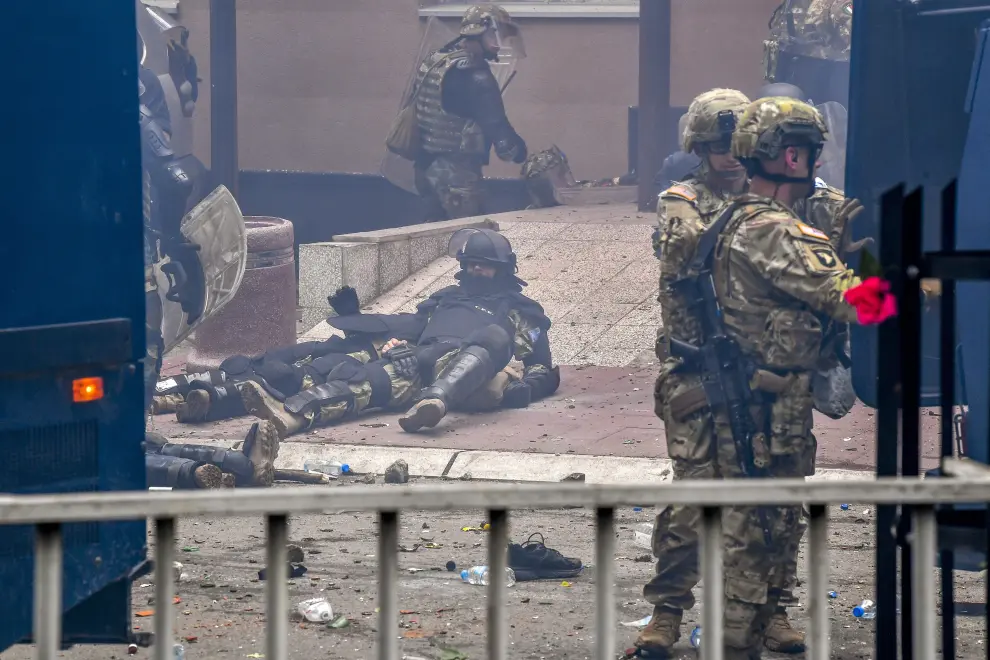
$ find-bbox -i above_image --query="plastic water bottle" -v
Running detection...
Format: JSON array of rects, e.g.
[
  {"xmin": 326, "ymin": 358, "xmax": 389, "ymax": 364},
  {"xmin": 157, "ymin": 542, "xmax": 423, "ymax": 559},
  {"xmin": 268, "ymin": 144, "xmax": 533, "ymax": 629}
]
[
  {"xmin": 303, "ymin": 459, "xmax": 350, "ymax": 478},
  {"xmin": 852, "ymin": 599, "xmax": 876, "ymax": 619},
  {"xmin": 633, "ymin": 522, "xmax": 653, "ymax": 550},
  {"xmin": 172, "ymin": 643, "xmax": 186, "ymax": 660},
  {"xmin": 460, "ymin": 566, "xmax": 516, "ymax": 587},
  {"xmin": 297, "ymin": 597, "xmax": 334, "ymax": 622},
  {"xmin": 689, "ymin": 626, "xmax": 702, "ymax": 649}
]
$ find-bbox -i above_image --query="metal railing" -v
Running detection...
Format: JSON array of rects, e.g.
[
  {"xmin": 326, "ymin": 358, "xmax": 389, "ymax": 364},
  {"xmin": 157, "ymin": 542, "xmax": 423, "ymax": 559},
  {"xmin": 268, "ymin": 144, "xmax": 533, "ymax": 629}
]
[{"xmin": 5, "ymin": 477, "xmax": 984, "ymax": 660}]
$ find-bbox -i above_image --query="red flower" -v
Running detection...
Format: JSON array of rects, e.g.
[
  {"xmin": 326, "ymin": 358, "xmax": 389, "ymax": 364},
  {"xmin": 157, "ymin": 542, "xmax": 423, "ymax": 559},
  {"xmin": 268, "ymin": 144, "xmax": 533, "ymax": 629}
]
[{"xmin": 844, "ymin": 277, "xmax": 898, "ymax": 325}]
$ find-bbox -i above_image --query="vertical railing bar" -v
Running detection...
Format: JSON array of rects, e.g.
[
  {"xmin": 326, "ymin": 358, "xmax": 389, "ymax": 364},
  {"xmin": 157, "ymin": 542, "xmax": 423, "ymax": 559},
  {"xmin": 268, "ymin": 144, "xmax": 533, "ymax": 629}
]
[
  {"xmin": 595, "ymin": 507, "xmax": 616, "ymax": 660},
  {"xmin": 899, "ymin": 186, "xmax": 925, "ymax": 660},
  {"xmin": 34, "ymin": 523, "xmax": 63, "ymax": 660},
  {"xmin": 701, "ymin": 506, "xmax": 723, "ymax": 660},
  {"xmin": 378, "ymin": 511, "xmax": 399, "ymax": 660},
  {"xmin": 487, "ymin": 508, "xmax": 509, "ymax": 660},
  {"xmin": 912, "ymin": 506, "xmax": 937, "ymax": 660},
  {"xmin": 266, "ymin": 514, "xmax": 289, "ymax": 660},
  {"xmin": 807, "ymin": 505, "xmax": 829, "ymax": 660},
  {"xmin": 875, "ymin": 185, "xmax": 904, "ymax": 660},
  {"xmin": 153, "ymin": 518, "xmax": 177, "ymax": 660},
  {"xmin": 938, "ymin": 179, "xmax": 958, "ymax": 660}
]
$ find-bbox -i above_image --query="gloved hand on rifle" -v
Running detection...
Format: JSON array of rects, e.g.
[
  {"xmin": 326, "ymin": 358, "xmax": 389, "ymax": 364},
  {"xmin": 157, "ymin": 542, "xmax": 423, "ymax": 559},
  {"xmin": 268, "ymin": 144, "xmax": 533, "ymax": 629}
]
[{"xmin": 161, "ymin": 237, "xmax": 206, "ymax": 324}]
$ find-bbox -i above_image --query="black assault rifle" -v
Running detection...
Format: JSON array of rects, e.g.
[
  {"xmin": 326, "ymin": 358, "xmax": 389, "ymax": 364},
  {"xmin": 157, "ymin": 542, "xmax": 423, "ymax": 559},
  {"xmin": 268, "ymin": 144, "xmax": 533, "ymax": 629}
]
[{"xmin": 670, "ymin": 204, "xmax": 773, "ymax": 546}]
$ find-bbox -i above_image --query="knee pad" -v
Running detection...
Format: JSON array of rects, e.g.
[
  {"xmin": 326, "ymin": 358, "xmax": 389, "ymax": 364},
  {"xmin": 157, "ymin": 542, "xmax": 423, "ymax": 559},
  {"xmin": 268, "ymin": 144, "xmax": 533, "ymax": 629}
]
[
  {"xmin": 462, "ymin": 324, "xmax": 512, "ymax": 368},
  {"xmin": 327, "ymin": 360, "xmax": 392, "ymax": 409},
  {"xmin": 255, "ymin": 359, "xmax": 303, "ymax": 399}
]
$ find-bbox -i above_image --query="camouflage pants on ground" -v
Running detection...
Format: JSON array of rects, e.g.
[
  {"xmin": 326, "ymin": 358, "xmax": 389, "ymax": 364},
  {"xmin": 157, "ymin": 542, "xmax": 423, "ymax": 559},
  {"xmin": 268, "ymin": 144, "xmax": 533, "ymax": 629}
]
[
  {"xmin": 300, "ymin": 349, "xmax": 514, "ymax": 430},
  {"xmin": 415, "ymin": 155, "xmax": 484, "ymax": 221},
  {"xmin": 646, "ymin": 363, "xmax": 809, "ymax": 652},
  {"xmin": 144, "ymin": 233, "xmax": 164, "ymax": 414}
]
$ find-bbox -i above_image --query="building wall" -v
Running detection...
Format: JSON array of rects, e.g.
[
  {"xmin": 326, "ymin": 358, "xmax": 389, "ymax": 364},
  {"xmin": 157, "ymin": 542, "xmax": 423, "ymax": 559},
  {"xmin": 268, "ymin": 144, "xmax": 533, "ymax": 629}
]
[{"xmin": 175, "ymin": 0, "xmax": 780, "ymax": 181}]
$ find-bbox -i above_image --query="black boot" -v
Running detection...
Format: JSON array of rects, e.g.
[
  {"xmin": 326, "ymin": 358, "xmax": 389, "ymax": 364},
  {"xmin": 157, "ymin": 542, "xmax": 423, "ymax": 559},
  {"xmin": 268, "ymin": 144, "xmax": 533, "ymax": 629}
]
[
  {"xmin": 155, "ymin": 369, "xmax": 226, "ymax": 397},
  {"xmin": 176, "ymin": 383, "xmax": 248, "ymax": 423},
  {"xmin": 399, "ymin": 346, "xmax": 494, "ymax": 432}
]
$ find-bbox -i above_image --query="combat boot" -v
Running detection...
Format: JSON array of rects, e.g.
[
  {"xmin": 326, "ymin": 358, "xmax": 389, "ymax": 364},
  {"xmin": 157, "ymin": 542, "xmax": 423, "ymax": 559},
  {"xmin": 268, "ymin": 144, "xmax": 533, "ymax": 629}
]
[
  {"xmin": 634, "ymin": 606, "xmax": 682, "ymax": 657},
  {"xmin": 763, "ymin": 609, "xmax": 805, "ymax": 653},
  {"xmin": 193, "ymin": 464, "xmax": 224, "ymax": 489},
  {"xmin": 152, "ymin": 394, "xmax": 184, "ymax": 414},
  {"xmin": 175, "ymin": 389, "xmax": 211, "ymax": 423},
  {"xmin": 399, "ymin": 346, "xmax": 495, "ymax": 433},
  {"xmin": 239, "ymin": 381, "xmax": 307, "ymax": 438}
]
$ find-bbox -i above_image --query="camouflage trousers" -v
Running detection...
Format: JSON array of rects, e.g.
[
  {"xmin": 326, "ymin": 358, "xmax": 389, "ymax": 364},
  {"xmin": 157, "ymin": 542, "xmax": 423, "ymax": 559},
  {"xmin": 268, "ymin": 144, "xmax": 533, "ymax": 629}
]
[
  {"xmin": 646, "ymin": 363, "xmax": 811, "ymax": 652},
  {"xmin": 414, "ymin": 155, "xmax": 484, "ymax": 221},
  {"xmin": 298, "ymin": 349, "xmax": 517, "ymax": 431},
  {"xmin": 145, "ymin": 233, "xmax": 164, "ymax": 414}
]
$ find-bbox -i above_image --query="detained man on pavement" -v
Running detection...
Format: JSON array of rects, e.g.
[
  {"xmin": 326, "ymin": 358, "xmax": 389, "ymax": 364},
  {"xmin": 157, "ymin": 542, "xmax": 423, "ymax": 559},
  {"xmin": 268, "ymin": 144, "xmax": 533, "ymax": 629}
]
[{"xmin": 237, "ymin": 229, "xmax": 560, "ymax": 438}]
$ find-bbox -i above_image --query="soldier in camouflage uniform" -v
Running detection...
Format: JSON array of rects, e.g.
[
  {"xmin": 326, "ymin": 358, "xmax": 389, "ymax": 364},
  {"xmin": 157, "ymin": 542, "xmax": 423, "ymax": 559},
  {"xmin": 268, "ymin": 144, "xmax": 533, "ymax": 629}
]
[
  {"xmin": 700, "ymin": 97, "xmax": 872, "ymax": 659},
  {"xmin": 763, "ymin": 0, "xmax": 853, "ymax": 105},
  {"xmin": 413, "ymin": 5, "xmax": 528, "ymax": 220},
  {"xmin": 638, "ymin": 88, "xmax": 758, "ymax": 656},
  {"xmin": 239, "ymin": 230, "xmax": 559, "ymax": 437}
]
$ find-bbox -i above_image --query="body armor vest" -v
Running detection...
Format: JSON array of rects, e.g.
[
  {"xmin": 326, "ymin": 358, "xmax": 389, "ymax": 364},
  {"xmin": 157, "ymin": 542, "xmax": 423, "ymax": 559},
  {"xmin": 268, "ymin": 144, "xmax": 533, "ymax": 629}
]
[
  {"xmin": 711, "ymin": 199, "xmax": 822, "ymax": 368},
  {"xmin": 415, "ymin": 49, "xmax": 487, "ymax": 157},
  {"xmin": 418, "ymin": 291, "xmax": 515, "ymax": 345},
  {"xmin": 658, "ymin": 178, "xmax": 740, "ymax": 348}
]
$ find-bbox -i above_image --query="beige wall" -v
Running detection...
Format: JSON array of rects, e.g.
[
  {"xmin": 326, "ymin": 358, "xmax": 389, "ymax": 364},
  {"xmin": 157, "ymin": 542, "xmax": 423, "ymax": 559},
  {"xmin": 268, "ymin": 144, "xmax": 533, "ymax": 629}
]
[{"xmin": 176, "ymin": 0, "xmax": 780, "ymax": 181}]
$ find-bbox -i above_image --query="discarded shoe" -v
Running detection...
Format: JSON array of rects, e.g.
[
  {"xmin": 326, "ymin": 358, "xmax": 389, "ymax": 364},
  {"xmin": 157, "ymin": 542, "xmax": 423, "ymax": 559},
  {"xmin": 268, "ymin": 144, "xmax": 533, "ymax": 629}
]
[{"xmin": 507, "ymin": 533, "xmax": 583, "ymax": 581}]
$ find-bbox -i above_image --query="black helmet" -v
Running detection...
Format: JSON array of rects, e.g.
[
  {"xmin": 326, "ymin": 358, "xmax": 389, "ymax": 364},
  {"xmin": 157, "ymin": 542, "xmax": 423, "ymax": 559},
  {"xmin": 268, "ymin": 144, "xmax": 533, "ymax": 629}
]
[
  {"xmin": 757, "ymin": 82, "xmax": 809, "ymax": 103},
  {"xmin": 448, "ymin": 228, "xmax": 517, "ymax": 270}
]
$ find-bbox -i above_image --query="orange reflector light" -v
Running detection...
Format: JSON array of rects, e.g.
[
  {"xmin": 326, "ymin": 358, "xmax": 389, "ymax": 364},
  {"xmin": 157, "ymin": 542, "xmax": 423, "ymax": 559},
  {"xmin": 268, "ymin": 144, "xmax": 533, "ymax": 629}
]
[{"xmin": 72, "ymin": 377, "xmax": 104, "ymax": 403}]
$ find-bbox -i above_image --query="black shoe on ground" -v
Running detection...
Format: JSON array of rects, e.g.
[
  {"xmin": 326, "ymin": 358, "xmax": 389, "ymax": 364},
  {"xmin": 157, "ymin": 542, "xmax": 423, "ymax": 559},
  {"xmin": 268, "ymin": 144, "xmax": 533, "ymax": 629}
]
[{"xmin": 508, "ymin": 533, "xmax": 583, "ymax": 581}]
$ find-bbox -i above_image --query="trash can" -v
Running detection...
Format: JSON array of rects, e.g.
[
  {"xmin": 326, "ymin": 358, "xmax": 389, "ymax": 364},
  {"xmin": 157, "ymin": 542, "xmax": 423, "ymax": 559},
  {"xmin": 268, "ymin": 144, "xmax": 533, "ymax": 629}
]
[{"xmin": 185, "ymin": 216, "xmax": 296, "ymax": 370}]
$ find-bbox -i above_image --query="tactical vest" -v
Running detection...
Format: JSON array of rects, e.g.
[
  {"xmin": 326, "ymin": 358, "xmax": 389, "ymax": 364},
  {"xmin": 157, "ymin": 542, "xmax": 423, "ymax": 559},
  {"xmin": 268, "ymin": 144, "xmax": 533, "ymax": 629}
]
[
  {"xmin": 710, "ymin": 198, "xmax": 824, "ymax": 370},
  {"xmin": 418, "ymin": 291, "xmax": 516, "ymax": 345},
  {"xmin": 414, "ymin": 49, "xmax": 487, "ymax": 157},
  {"xmin": 657, "ymin": 179, "xmax": 740, "ymax": 348}
]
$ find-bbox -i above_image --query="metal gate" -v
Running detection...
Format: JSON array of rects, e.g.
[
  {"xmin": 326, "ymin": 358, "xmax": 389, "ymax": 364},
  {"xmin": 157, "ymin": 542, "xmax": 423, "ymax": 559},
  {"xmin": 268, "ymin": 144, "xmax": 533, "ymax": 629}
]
[{"xmin": 5, "ymin": 478, "xmax": 988, "ymax": 660}]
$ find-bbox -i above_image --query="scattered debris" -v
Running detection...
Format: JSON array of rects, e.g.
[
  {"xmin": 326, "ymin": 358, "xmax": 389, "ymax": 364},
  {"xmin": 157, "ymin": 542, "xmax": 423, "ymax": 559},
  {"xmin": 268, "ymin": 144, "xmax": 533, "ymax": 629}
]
[
  {"xmin": 385, "ymin": 459, "xmax": 410, "ymax": 484},
  {"xmin": 286, "ymin": 544, "xmax": 305, "ymax": 564},
  {"xmin": 275, "ymin": 469, "xmax": 329, "ymax": 485},
  {"xmin": 296, "ymin": 597, "xmax": 333, "ymax": 622},
  {"xmin": 459, "ymin": 472, "xmax": 473, "ymax": 481},
  {"xmin": 399, "ymin": 544, "xmax": 421, "ymax": 552},
  {"xmin": 621, "ymin": 615, "xmax": 652, "ymax": 628},
  {"xmin": 360, "ymin": 422, "xmax": 389, "ymax": 428},
  {"xmin": 135, "ymin": 610, "xmax": 155, "ymax": 618},
  {"xmin": 439, "ymin": 648, "xmax": 470, "ymax": 660},
  {"xmin": 560, "ymin": 472, "xmax": 585, "ymax": 482},
  {"xmin": 446, "ymin": 560, "xmax": 457, "ymax": 572},
  {"xmin": 357, "ymin": 474, "xmax": 377, "ymax": 484},
  {"xmin": 328, "ymin": 615, "xmax": 350, "ymax": 629},
  {"xmin": 181, "ymin": 547, "xmax": 199, "ymax": 553},
  {"xmin": 258, "ymin": 563, "xmax": 307, "ymax": 580}
]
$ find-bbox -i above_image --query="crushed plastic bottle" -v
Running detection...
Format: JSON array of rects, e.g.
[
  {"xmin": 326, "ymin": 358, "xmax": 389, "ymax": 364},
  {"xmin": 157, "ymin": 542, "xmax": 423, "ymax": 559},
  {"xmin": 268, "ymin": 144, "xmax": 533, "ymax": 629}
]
[
  {"xmin": 173, "ymin": 643, "xmax": 186, "ymax": 660},
  {"xmin": 840, "ymin": 504, "xmax": 850, "ymax": 511},
  {"xmin": 297, "ymin": 597, "xmax": 334, "ymax": 622},
  {"xmin": 689, "ymin": 626, "xmax": 702, "ymax": 649},
  {"xmin": 303, "ymin": 459, "xmax": 350, "ymax": 478},
  {"xmin": 460, "ymin": 566, "xmax": 516, "ymax": 587},
  {"xmin": 633, "ymin": 522, "xmax": 653, "ymax": 550},
  {"xmin": 852, "ymin": 599, "xmax": 876, "ymax": 619}
]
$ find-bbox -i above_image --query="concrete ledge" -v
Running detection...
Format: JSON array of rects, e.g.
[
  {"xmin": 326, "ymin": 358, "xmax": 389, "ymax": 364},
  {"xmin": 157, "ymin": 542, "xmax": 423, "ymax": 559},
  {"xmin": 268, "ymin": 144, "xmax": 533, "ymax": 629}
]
[
  {"xmin": 298, "ymin": 217, "xmax": 499, "ymax": 330},
  {"xmin": 333, "ymin": 217, "xmax": 498, "ymax": 244}
]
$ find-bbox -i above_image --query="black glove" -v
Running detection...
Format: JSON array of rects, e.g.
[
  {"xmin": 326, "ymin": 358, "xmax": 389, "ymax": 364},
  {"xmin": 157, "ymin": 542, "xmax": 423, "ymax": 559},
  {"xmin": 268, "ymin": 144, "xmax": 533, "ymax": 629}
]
[
  {"xmin": 385, "ymin": 344, "xmax": 419, "ymax": 380},
  {"xmin": 161, "ymin": 238, "xmax": 206, "ymax": 323},
  {"xmin": 501, "ymin": 380, "xmax": 532, "ymax": 408},
  {"xmin": 328, "ymin": 286, "xmax": 361, "ymax": 316}
]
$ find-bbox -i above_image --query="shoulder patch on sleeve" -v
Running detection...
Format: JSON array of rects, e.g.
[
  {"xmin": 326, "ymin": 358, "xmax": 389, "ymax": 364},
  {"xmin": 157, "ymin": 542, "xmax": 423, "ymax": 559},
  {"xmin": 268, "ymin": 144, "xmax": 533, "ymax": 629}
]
[
  {"xmin": 527, "ymin": 327, "xmax": 542, "ymax": 343},
  {"xmin": 794, "ymin": 221, "xmax": 830, "ymax": 241},
  {"xmin": 661, "ymin": 184, "xmax": 697, "ymax": 202}
]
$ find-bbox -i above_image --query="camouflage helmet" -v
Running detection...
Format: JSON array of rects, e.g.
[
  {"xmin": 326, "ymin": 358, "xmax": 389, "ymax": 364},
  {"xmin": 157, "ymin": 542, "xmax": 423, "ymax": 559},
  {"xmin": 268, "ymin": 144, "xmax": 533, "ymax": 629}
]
[
  {"xmin": 460, "ymin": 4, "xmax": 519, "ymax": 38},
  {"xmin": 732, "ymin": 97, "xmax": 829, "ymax": 161},
  {"xmin": 681, "ymin": 88, "xmax": 752, "ymax": 154}
]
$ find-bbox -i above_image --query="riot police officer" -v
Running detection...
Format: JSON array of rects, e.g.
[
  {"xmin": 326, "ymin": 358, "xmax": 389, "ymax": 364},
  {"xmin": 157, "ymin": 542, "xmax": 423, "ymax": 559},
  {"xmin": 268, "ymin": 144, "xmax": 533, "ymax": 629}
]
[
  {"xmin": 411, "ymin": 5, "xmax": 528, "ymax": 220},
  {"xmin": 763, "ymin": 0, "xmax": 853, "ymax": 106}
]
